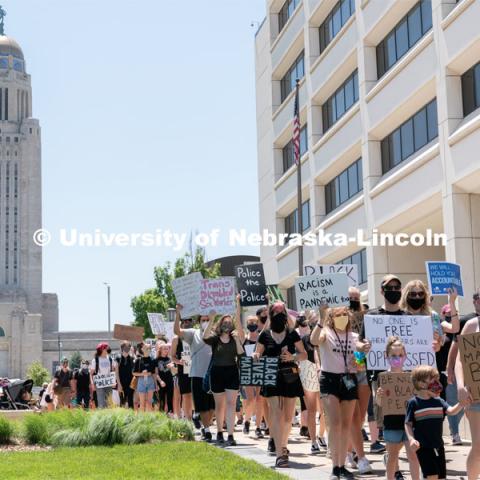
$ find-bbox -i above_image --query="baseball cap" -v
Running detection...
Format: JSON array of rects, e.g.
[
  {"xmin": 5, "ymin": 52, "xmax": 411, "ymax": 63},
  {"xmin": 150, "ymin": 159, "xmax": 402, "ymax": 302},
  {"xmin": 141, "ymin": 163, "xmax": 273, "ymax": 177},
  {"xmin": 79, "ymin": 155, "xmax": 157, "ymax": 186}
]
[
  {"xmin": 381, "ymin": 274, "xmax": 401, "ymax": 288},
  {"xmin": 441, "ymin": 304, "xmax": 451, "ymax": 315},
  {"xmin": 96, "ymin": 342, "xmax": 109, "ymax": 351}
]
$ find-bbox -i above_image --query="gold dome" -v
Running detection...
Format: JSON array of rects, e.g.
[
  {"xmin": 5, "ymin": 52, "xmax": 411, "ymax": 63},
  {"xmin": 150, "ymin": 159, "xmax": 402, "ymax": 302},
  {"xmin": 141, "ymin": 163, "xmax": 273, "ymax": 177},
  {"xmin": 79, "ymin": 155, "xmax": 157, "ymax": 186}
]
[{"xmin": 0, "ymin": 35, "xmax": 23, "ymax": 59}]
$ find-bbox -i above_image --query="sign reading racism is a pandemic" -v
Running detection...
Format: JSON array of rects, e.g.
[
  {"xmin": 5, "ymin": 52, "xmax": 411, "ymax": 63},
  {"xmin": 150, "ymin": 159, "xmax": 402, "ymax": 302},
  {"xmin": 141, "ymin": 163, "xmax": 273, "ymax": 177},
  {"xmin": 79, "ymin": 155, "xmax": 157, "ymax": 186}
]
[
  {"xmin": 363, "ymin": 315, "xmax": 436, "ymax": 371},
  {"xmin": 235, "ymin": 263, "xmax": 267, "ymax": 307},
  {"xmin": 378, "ymin": 372, "xmax": 414, "ymax": 415},
  {"xmin": 458, "ymin": 332, "xmax": 480, "ymax": 402},
  {"xmin": 239, "ymin": 357, "xmax": 279, "ymax": 386},
  {"xmin": 304, "ymin": 264, "xmax": 359, "ymax": 287},
  {"xmin": 295, "ymin": 273, "xmax": 350, "ymax": 310}
]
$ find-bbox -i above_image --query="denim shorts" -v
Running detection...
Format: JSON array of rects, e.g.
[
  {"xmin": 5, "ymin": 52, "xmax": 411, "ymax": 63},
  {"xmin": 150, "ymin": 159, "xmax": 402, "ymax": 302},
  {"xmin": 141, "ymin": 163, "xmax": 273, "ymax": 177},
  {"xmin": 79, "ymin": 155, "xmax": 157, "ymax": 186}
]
[
  {"xmin": 384, "ymin": 429, "xmax": 408, "ymax": 444},
  {"xmin": 137, "ymin": 375, "xmax": 156, "ymax": 393},
  {"xmin": 468, "ymin": 402, "xmax": 480, "ymax": 412}
]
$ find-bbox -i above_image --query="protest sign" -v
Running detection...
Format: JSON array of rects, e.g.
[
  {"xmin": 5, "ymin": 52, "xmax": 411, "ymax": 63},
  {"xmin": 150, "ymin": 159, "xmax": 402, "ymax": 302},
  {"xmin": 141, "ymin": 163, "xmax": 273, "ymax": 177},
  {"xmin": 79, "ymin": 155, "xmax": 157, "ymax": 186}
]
[
  {"xmin": 304, "ymin": 264, "xmax": 359, "ymax": 287},
  {"xmin": 267, "ymin": 284, "xmax": 285, "ymax": 302},
  {"xmin": 235, "ymin": 263, "xmax": 267, "ymax": 306},
  {"xmin": 113, "ymin": 324, "xmax": 144, "ymax": 343},
  {"xmin": 163, "ymin": 322, "xmax": 174, "ymax": 341},
  {"xmin": 244, "ymin": 344, "xmax": 255, "ymax": 357},
  {"xmin": 426, "ymin": 261, "xmax": 464, "ymax": 296},
  {"xmin": 199, "ymin": 277, "xmax": 236, "ymax": 315},
  {"xmin": 147, "ymin": 313, "xmax": 165, "ymax": 335},
  {"xmin": 458, "ymin": 332, "xmax": 480, "ymax": 402},
  {"xmin": 295, "ymin": 273, "xmax": 350, "ymax": 310},
  {"xmin": 363, "ymin": 315, "xmax": 436, "ymax": 371},
  {"xmin": 299, "ymin": 360, "xmax": 320, "ymax": 392},
  {"xmin": 172, "ymin": 272, "xmax": 203, "ymax": 318},
  {"xmin": 239, "ymin": 357, "xmax": 279, "ymax": 386},
  {"xmin": 93, "ymin": 372, "xmax": 116, "ymax": 389},
  {"xmin": 378, "ymin": 372, "xmax": 414, "ymax": 415}
]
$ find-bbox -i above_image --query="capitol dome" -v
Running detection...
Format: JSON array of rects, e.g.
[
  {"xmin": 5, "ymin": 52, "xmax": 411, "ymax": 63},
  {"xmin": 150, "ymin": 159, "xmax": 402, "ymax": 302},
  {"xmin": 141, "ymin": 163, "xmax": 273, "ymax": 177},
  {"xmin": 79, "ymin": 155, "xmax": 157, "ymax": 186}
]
[{"xmin": 0, "ymin": 35, "xmax": 23, "ymax": 59}]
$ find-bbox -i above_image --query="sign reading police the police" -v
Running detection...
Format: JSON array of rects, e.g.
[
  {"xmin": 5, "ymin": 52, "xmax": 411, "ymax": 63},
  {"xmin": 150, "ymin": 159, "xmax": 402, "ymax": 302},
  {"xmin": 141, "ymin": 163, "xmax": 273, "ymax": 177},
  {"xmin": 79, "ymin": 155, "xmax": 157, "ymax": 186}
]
[
  {"xmin": 363, "ymin": 315, "xmax": 436, "ymax": 371},
  {"xmin": 458, "ymin": 332, "xmax": 480, "ymax": 402},
  {"xmin": 239, "ymin": 357, "xmax": 279, "ymax": 386},
  {"xmin": 235, "ymin": 263, "xmax": 267, "ymax": 307},
  {"xmin": 295, "ymin": 273, "xmax": 350, "ymax": 310},
  {"xmin": 93, "ymin": 372, "xmax": 117, "ymax": 389}
]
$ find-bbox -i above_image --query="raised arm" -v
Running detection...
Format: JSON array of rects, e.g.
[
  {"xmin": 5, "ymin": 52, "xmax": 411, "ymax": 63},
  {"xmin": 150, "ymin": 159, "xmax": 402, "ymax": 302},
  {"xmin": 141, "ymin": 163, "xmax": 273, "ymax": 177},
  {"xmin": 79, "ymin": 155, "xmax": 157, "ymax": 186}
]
[
  {"xmin": 173, "ymin": 304, "xmax": 185, "ymax": 338},
  {"xmin": 442, "ymin": 288, "xmax": 460, "ymax": 334},
  {"xmin": 234, "ymin": 294, "xmax": 245, "ymax": 343},
  {"xmin": 202, "ymin": 311, "xmax": 216, "ymax": 340}
]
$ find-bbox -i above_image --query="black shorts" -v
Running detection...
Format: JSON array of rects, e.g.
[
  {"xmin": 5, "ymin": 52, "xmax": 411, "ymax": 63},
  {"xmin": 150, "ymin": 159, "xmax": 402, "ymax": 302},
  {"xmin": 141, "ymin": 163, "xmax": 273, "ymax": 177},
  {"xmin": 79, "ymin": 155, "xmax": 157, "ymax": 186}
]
[
  {"xmin": 416, "ymin": 446, "xmax": 446, "ymax": 479},
  {"xmin": 210, "ymin": 365, "xmax": 239, "ymax": 393},
  {"xmin": 320, "ymin": 372, "xmax": 358, "ymax": 402},
  {"xmin": 191, "ymin": 377, "xmax": 215, "ymax": 412},
  {"xmin": 178, "ymin": 374, "xmax": 192, "ymax": 395}
]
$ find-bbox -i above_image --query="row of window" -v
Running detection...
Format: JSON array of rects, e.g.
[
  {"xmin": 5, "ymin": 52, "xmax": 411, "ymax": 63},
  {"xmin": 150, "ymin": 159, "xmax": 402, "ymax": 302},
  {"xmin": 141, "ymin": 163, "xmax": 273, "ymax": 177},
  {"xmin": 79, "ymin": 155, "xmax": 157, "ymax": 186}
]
[
  {"xmin": 325, "ymin": 158, "xmax": 362, "ymax": 214},
  {"xmin": 278, "ymin": 0, "xmax": 300, "ymax": 34},
  {"xmin": 282, "ymin": 125, "xmax": 308, "ymax": 172},
  {"xmin": 280, "ymin": 52, "xmax": 304, "ymax": 102},
  {"xmin": 462, "ymin": 61, "xmax": 480, "ymax": 118},
  {"xmin": 284, "ymin": 199, "xmax": 311, "ymax": 236},
  {"xmin": 319, "ymin": 0, "xmax": 355, "ymax": 54},
  {"xmin": 0, "ymin": 88, "xmax": 8, "ymax": 121}
]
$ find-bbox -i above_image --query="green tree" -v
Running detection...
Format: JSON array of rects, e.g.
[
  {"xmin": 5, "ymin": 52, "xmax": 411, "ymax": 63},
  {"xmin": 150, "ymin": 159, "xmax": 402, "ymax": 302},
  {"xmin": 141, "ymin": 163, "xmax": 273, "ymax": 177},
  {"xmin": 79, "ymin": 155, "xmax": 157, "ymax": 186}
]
[
  {"xmin": 131, "ymin": 246, "xmax": 220, "ymax": 337},
  {"xmin": 69, "ymin": 351, "xmax": 82, "ymax": 370},
  {"xmin": 26, "ymin": 361, "xmax": 50, "ymax": 386}
]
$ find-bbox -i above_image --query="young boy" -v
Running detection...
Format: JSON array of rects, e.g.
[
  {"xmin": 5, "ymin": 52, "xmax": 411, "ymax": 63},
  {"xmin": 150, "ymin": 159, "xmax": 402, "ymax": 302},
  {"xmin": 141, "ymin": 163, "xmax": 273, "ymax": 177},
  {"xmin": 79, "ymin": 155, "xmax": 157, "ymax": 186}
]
[{"xmin": 405, "ymin": 365, "xmax": 463, "ymax": 480}]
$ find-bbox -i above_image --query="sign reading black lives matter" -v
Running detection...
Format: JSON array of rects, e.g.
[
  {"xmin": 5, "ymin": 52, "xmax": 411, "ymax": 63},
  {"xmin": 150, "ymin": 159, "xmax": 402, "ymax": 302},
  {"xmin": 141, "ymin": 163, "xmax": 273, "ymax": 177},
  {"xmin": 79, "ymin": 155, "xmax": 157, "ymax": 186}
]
[
  {"xmin": 239, "ymin": 357, "xmax": 279, "ymax": 386},
  {"xmin": 235, "ymin": 263, "xmax": 267, "ymax": 307},
  {"xmin": 363, "ymin": 315, "xmax": 436, "ymax": 371},
  {"xmin": 295, "ymin": 273, "xmax": 350, "ymax": 310}
]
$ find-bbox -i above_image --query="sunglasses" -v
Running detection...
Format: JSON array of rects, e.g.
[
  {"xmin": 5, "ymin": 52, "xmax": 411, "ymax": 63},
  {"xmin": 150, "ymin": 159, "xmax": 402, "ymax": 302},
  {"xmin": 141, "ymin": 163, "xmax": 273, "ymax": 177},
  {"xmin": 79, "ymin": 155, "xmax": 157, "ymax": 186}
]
[
  {"xmin": 383, "ymin": 285, "xmax": 401, "ymax": 291},
  {"xmin": 408, "ymin": 291, "xmax": 425, "ymax": 298}
]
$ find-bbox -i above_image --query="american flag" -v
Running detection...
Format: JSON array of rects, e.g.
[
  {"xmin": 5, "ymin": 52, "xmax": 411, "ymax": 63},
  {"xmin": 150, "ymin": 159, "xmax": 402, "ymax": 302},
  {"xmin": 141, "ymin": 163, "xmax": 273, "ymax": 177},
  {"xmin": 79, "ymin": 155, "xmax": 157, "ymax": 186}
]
[{"xmin": 293, "ymin": 80, "xmax": 301, "ymax": 166}]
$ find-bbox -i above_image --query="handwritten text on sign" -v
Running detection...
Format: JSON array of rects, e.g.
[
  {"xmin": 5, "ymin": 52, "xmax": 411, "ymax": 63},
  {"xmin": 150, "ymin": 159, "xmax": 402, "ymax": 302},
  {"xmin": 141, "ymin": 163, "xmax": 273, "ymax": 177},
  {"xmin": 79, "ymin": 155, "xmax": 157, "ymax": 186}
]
[
  {"xmin": 147, "ymin": 313, "xmax": 165, "ymax": 335},
  {"xmin": 378, "ymin": 372, "xmax": 414, "ymax": 415},
  {"xmin": 235, "ymin": 263, "xmax": 267, "ymax": 306},
  {"xmin": 426, "ymin": 261, "xmax": 464, "ymax": 297},
  {"xmin": 299, "ymin": 360, "xmax": 320, "ymax": 392},
  {"xmin": 93, "ymin": 372, "xmax": 116, "ymax": 389},
  {"xmin": 199, "ymin": 277, "xmax": 236, "ymax": 315},
  {"xmin": 239, "ymin": 357, "xmax": 279, "ymax": 386},
  {"xmin": 458, "ymin": 332, "xmax": 480, "ymax": 402},
  {"xmin": 363, "ymin": 315, "xmax": 436, "ymax": 371},
  {"xmin": 304, "ymin": 264, "xmax": 359, "ymax": 287},
  {"xmin": 295, "ymin": 273, "xmax": 350, "ymax": 310},
  {"xmin": 172, "ymin": 272, "xmax": 203, "ymax": 319}
]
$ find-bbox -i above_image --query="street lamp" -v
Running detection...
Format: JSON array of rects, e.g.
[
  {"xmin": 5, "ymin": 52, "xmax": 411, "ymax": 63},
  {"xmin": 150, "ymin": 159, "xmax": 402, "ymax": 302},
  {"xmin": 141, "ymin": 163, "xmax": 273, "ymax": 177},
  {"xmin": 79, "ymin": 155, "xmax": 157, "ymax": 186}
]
[
  {"xmin": 167, "ymin": 308, "xmax": 176, "ymax": 323},
  {"xmin": 103, "ymin": 282, "xmax": 111, "ymax": 332}
]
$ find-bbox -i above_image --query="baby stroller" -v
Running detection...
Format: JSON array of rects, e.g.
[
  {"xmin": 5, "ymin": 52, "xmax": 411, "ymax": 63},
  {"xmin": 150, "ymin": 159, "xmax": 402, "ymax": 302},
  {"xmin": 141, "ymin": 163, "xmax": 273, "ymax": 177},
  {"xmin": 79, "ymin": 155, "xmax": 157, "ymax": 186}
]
[{"xmin": 0, "ymin": 378, "xmax": 34, "ymax": 410}]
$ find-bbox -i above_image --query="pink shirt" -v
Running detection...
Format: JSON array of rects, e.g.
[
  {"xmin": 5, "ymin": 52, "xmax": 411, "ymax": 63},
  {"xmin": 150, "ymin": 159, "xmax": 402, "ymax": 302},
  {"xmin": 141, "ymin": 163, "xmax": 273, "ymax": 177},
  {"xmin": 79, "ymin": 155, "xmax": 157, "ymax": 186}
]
[{"xmin": 319, "ymin": 327, "xmax": 358, "ymax": 374}]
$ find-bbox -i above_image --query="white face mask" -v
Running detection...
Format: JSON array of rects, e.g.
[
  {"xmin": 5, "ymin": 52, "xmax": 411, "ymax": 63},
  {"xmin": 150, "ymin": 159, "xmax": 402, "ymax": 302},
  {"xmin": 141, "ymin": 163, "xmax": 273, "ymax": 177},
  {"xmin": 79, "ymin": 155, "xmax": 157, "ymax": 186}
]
[
  {"xmin": 201, "ymin": 322, "xmax": 209, "ymax": 331},
  {"xmin": 333, "ymin": 315, "xmax": 349, "ymax": 331}
]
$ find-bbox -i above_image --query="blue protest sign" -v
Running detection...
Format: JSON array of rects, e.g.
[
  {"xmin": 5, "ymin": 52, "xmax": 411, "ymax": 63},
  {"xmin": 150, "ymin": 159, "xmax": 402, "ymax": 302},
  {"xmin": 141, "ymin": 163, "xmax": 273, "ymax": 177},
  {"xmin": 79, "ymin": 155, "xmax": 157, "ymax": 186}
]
[{"xmin": 426, "ymin": 261, "xmax": 463, "ymax": 297}]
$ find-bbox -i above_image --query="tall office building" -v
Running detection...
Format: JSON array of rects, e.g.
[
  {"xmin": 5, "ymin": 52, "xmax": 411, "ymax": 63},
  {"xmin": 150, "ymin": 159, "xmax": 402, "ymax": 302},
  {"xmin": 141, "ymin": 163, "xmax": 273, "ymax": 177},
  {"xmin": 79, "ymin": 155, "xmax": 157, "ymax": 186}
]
[{"xmin": 255, "ymin": 0, "xmax": 480, "ymax": 312}]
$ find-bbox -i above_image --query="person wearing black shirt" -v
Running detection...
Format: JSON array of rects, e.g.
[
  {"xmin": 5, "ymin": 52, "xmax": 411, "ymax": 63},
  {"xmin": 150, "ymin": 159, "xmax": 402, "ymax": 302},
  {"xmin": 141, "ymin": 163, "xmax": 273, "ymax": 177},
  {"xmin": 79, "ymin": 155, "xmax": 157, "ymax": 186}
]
[
  {"xmin": 73, "ymin": 361, "xmax": 92, "ymax": 410},
  {"xmin": 54, "ymin": 357, "xmax": 73, "ymax": 408},
  {"xmin": 115, "ymin": 341, "xmax": 135, "ymax": 409},
  {"xmin": 156, "ymin": 342, "xmax": 174, "ymax": 414},
  {"xmin": 133, "ymin": 342, "xmax": 157, "ymax": 412}
]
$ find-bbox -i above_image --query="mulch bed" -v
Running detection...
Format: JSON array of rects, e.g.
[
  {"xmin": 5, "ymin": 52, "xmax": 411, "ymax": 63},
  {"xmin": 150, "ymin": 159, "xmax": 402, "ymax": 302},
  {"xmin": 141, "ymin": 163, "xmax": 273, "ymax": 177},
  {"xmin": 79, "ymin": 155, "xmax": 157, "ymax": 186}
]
[{"xmin": 0, "ymin": 442, "xmax": 52, "ymax": 453}]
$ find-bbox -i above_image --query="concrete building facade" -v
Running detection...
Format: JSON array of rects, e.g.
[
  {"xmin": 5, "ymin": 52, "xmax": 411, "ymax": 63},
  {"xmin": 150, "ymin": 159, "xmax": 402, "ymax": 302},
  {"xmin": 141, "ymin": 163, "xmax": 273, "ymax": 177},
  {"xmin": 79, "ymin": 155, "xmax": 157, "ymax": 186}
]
[{"xmin": 255, "ymin": 0, "xmax": 480, "ymax": 313}]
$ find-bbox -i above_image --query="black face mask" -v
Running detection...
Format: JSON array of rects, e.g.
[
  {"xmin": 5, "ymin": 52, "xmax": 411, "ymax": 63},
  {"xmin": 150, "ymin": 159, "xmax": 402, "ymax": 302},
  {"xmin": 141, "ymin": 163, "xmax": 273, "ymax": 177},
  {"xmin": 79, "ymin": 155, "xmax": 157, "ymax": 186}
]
[
  {"xmin": 271, "ymin": 313, "xmax": 287, "ymax": 333},
  {"xmin": 349, "ymin": 300, "xmax": 361, "ymax": 311},
  {"xmin": 247, "ymin": 324, "xmax": 258, "ymax": 332},
  {"xmin": 407, "ymin": 297, "xmax": 425, "ymax": 310},
  {"xmin": 384, "ymin": 290, "xmax": 402, "ymax": 305}
]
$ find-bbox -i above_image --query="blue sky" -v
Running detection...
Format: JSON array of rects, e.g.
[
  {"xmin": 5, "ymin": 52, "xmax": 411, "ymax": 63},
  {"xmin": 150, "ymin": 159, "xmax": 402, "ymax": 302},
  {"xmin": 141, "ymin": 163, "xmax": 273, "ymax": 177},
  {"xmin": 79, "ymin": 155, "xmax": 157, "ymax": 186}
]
[{"xmin": 7, "ymin": 0, "xmax": 266, "ymax": 331}]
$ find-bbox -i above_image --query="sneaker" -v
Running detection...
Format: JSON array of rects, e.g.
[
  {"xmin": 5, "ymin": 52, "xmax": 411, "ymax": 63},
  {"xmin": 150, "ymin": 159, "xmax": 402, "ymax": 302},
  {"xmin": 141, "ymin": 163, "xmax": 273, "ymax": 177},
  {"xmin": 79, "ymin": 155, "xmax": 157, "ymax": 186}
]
[
  {"xmin": 260, "ymin": 421, "xmax": 267, "ymax": 430},
  {"xmin": 255, "ymin": 427, "xmax": 264, "ymax": 439},
  {"xmin": 338, "ymin": 466, "xmax": 354, "ymax": 479},
  {"xmin": 299, "ymin": 426, "xmax": 309, "ymax": 437},
  {"xmin": 330, "ymin": 466, "xmax": 341, "ymax": 479},
  {"xmin": 243, "ymin": 420, "xmax": 250, "ymax": 435},
  {"xmin": 452, "ymin": 433, "xmax": 463, "ymax": 445},
  {"xmin": 236, "ymin": 417, "xmax": 243, "ymax": 426},
  {"xmin": 226, "ymin": 435, "xmax": 237, "ymax": 447},
  {"xmin": 362, "ymin": 428, "xmax": 369, "ymax": 441},
  {"xmin": 200, "ymin": 427, "xmax": 205, "ymax": 440},
  {"xmin": 264, "ymin": 428, "xmax": 270, "ymax": 436},
  {"xmin": 193, "ymin": 414, "xmax": 201, "ymax": 429},
  {"xmin": 311, "ymin": 442, "xmax": 321, "ymax": 454},
  {"xmin": 358, "ymin": 457, "xmax": 373, "ymax": 474},
  {"xmin": 345, "ymin": 452, "xmax": 357, "ymax": 469},
  {"xmin": 203, "ymin": 431, "xmax": 212, "ymax": 443},
  {"xmin": 216, "ymin": 432, "xmax": 225, "ymax": 446},
  {"xmin": 394, "ymin": 471, "xmax": 405, "ymax": 480},
  {"xmin": 318, "ymin": 436, "xmax": 327, "ymax": 449},
  {"xmin": 370, "ymin": 440, "xmax": 386, "ymax": 453},
  {"xmin": 268, "ymin": 437, "xmax": 276, "ymax": 455}
]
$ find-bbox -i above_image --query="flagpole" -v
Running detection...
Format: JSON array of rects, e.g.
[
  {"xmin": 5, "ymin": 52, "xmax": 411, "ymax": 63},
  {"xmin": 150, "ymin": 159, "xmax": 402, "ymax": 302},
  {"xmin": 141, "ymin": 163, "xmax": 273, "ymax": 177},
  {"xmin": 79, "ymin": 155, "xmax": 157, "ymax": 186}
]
[{"xmin": 295, "ymin": 78, "xmax": 303, "ymax": 278}]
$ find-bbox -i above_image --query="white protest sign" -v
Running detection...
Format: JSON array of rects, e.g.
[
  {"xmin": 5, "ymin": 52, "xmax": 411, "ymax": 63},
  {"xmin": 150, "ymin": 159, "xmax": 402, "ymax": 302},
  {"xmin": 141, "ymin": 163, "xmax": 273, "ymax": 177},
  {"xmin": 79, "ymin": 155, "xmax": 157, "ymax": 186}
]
[
  {"xmin": 363, "ymin": 315, "xmax": 436, "ymax": 371},
  {"xmin": 244, "ymin": 344, "xmax": 255, "ymax": 357},
  {"xmin": 163, "ymin": 322, "xmax": 174, "ymax": 341},
  {"xmin": 93, "ymin": 372, "xmax": 116, "ymax": 389},
  {"xmin": 181, "ymin": 341, "xmax": 191, "ymax": 375},
  {"xmin": 304, "ymin": 264, "xmax": 359, "ymax": 287},
  {"xmin": 172, "ymin": 272, "xmax": 203, "ymax": 318},
  {"xmin": 299, "ymin": 360, "xmax": 319, "ymax": 392},
  {"xmin": 295, "ymin": 273, "xmax": 350, "ymax": 310},
  {"xmin": 199, "ymin": 277, "xmax": 236, "ymax": 315},
  {"xmin": 147, "ymin": 312, "xmax": 166, "ymax": 335}
]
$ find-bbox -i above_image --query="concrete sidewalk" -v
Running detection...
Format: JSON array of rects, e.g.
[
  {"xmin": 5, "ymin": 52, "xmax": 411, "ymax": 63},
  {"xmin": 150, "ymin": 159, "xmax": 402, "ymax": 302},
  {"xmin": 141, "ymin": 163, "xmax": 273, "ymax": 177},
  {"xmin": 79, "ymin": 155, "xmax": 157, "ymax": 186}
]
[{"xmin": 200, "ymin": 425, "xmax": 470, "ymax": 480}]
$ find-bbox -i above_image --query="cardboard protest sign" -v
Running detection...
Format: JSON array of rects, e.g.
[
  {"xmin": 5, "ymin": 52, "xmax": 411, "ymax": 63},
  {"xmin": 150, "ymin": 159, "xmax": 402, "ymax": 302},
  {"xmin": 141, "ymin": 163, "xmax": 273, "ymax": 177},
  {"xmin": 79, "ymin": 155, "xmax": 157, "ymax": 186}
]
[
  {"xmin": 147, "ymin": 312, "xmax": 166, "ymax": 335},
  {"xmin": 458, "ymin": 332, "xmax": 480, "ymax": 402},
  {"xmin": 172, "ymin": 272, "xmax": 203, "ymax": 318},
  {"xmin": 93, "ymin": 372, "xmax": 116, "ymax": 389},
  {"xmin": 199, "ymin": 277, "xmax": 236, "ymax": 315},
  {"xmin": 235, "ymin": 263, "xmax": 267, "ymax": 306},
  {"xmin": 239, "ymin": 357, "xmax": 279, "ymax": 386},
  {"xmin": 363, "ymin": 315, "xmax": 436, "ymax": 371},
  {"xmin": 113, "ymin": 324, "xmax": 144, "ymax": 343},
  {"xmin": 304, "ymin": 264, "xmax": 359, "ymax": 287},
  {"xmin": 299, "ymin": 360, "xmax": 320, "ymax": 392},
  {"xmin": 295, "ymin": 273, "xmax": 350, "ymax": 310},
  {"xmin": 378, "ymin": 372, "xmax": 414, "ymax": 415},
  {"xmin": 267, "ymin": 284, "xmax": 285, "ymax": 302},
  {"xmin": 426, "ymin": 261, "xmax": 464, "ymax": 296}
]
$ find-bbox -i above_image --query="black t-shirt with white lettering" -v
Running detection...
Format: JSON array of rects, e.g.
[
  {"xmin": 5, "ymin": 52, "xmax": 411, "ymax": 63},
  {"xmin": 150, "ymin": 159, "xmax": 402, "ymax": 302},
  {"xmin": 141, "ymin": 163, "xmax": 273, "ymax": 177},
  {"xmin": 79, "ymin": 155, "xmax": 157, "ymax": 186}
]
[{"xmin": 133, "ymin": 356, "xmax": 156, "ymax": 374}]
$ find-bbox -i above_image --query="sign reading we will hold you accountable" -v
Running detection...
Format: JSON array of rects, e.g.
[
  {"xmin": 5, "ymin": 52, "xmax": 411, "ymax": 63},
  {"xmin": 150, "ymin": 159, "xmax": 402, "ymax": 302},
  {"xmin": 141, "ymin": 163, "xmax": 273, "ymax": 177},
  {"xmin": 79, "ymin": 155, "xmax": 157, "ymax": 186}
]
[
  {"xmin": 364, "ymin": 315, "xmax": 436, "ymax": 370},
  {"xmin": 426, "ymin": 261, "xmax": 464, "ymax": 297},
  {"xmin": 295, "ymin": 273, "xmax": 350, "ymax": 310}
]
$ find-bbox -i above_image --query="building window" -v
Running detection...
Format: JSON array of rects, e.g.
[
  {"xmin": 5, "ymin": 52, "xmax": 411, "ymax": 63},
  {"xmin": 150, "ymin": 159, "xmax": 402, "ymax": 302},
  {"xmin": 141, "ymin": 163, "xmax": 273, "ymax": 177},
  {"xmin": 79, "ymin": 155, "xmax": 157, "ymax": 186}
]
[
  {"xmin": 376, "ymin": 1, "xmax": 432, "ymax": 79},
  {"xmin": 322, "ymin": 70, "xmax": 359, "ymax": 132},
  {"xmin": 4, "ymin": 87, "xmax": 8, "ymax": 121},
  {"xmin": 337, "ymin": 249, "xmax": 367, "ymax": 285},
  {"xmin": 325, "ymin": 158, "xmax": 362, "ymax": 214},
  {"xmin": 381, "ymin": 99, "xmax": 438, "ymax": 174},
  {"xmin": 462, "ymin": 61, "xmax": 480, "ymax": 117},
  {"xmin": 287, "ymin": 286, "xmax": 296, "ymax": 310},
  {"xmin": 282, "ymin": 125, "xmax": 308, "ymax": 172},
  {"xmin": 280, "ymin": 52, "xmax": 305, "ymax": 103},
  {"xmin": 284, "ymin": 199, "xmax": 311, "ymax": 236},
  {"xmin": 278, "ymin": 0, "xmax": 300, "ymax": 33},
  {"xmin": 319, "ymin": 0, "xmax": 355, "ymax": 53},
  {"xmin": 0, "ymin": 326, "xmax": 4, "ymax": 336}
]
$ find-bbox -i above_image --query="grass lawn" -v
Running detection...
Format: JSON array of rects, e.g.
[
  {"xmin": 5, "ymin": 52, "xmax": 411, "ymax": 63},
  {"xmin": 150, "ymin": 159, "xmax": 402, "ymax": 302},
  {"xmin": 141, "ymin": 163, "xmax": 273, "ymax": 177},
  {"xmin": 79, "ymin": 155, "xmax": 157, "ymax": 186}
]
[{"xmin": 0, "ymin": 442, "xmax": 287, "ymax": 480}]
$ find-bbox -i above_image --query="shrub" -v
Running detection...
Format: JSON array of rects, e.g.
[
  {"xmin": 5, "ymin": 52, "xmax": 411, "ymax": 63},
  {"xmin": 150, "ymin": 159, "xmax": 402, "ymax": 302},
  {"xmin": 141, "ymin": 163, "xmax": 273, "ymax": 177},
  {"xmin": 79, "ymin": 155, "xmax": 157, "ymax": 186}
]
[
  {"xmin": 25, "ymin": 362, "xmax": 50, "ymax": 386},
  {"xmin": 22, "ymin": 414, "xmax": 49, "ymax": 444},
  {"xmin": 0, "ymin": 416, "xmax": 14, "ymax": 444}
]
